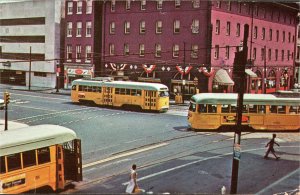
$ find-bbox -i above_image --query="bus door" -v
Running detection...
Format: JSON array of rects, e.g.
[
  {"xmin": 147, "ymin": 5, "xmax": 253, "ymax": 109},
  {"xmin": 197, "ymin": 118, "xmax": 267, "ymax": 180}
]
[
  {"xmin": 103, "ymin": 87, "xmax": 113, "ymax": 106},
  {"xmin": 62, "ymin": 139, "xmax": 83, "ymax": 182},
  {"xmin": 56, "ymin": 145, "xmax": 65, "ymax": 190},
  {"xmin": 144, "ymin": 91, "xmax": 156, "ymax": 110}
]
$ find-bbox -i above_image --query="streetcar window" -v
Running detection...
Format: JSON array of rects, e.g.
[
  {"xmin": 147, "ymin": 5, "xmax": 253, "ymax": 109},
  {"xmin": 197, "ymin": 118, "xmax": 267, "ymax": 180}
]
[
  {"xmin": 198, "ymin": 104, "xmax": 207, "ymax": 113},
  {"xmin": 126, "ymin": 89, "xmax": 131, "ymax": 95},
  {"xmin": 270, "ymin": 105, "xmax": 277, "ymax": 113},
  {"xmin": 136, "ymin": 90, "xmax": 141, "ymax": 96},
  {"xmin": 120, "ymin": 88, "xmax": 126, "ymax": 95},
  {"xmin": 208, "ymin": 104, "xmax": 217, "ymax": 113},
  {"xmin": 23, "ymin": 150, "xmax": 37, "ymax": 168},
  {"xmin": 79, "ymin": 85, "xmax": 83, "ymax": 91},
  {"xmin": 37, "ymin": 147, "xmax": 50, "ymax": 164},
  {"xmin": 115, "ymin": 88, "xmax": 120, "ymax": 94},
  {"xmin": 159, "ymin": 91, "xmax": 169, "ymax": 97},
  {"xmin": 71, "ymin": 85, "xmax": 77, "ymax": 90},
  {"xmin": 97, "ymin": 87, "xmax": 102, "ymax": 93},
  {"xmin": 278, "ymin": 105, "xmax": 286, "ymax": 114},
  {"xmin": 230, "ymin": 104, "xmax": 237, "ymax": 113},
  {"xmin": 0, "ymin": 156, "xmax": 6, "ymax": 173},
  {"xmin": 249, "ymin": 105, "xmax": 258, "ymax": 113},
  {"xmin": 221, "ymin": 105, "xmax": 229, "ymax": 113},
  {"xmin": 258, "ymin": 105, "xmax": 266, "ymax": 113},
  {"xmin": 242, "ymin": 105, "xmax": 249, "ymax": 113},
  {"xmin": 189, "ymin": 103, "xmax": 196, "ymax": 112},
  {"xmin": 289, "ymin": 106, "xmax": 298, "ymax": 114},
  {"xmin": 7, "ymin": 153, "xmax": 21, "ymax": 172}
]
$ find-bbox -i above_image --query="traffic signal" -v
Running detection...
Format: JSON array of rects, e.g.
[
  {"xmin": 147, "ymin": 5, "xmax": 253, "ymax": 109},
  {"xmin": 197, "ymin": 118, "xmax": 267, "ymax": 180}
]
[{"xmin": 4, "ymin": 92, "xmax": 10, "ymax": 104}]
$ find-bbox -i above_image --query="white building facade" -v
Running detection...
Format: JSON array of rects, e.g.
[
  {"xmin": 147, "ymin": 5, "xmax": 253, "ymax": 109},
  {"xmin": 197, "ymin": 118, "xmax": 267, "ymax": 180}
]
[{"xmin": 0, "ymin": 0, "xmax": 64, "ymax": 88}]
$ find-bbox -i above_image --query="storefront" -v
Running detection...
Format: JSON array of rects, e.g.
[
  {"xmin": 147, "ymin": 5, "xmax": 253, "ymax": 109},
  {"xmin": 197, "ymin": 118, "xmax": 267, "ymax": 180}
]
[
  {"xmin": 64, "ymin": 64, "xmax": 94, "ymax": 88},
  {"xmin": 212, "ymin": 68, "xmax": 234, "ymax": 93}
]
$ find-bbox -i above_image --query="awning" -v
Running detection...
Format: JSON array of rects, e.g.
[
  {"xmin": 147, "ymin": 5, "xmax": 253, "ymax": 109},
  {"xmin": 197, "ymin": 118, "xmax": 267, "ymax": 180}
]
[
  {"xmin": 245, "ymin": 69, "xmax": 257, "ymax": 78},
  {"xmin": 213, "ymin": 69, "xmax": 234, "ymax": 86}
]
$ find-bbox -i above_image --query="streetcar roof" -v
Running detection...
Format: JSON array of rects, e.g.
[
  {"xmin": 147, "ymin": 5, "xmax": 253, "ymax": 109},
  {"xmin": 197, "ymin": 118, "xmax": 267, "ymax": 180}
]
[
  {"xmin": 0, "ymin": 125, "xmax": 77, "ymax": 156},
  {"xmin": 72, "ymin": 79, "xmax": 168, "ymax": 91},
  {"xmin": 190, "ymin": 93, "xmax": 300, "ymax": 106}
]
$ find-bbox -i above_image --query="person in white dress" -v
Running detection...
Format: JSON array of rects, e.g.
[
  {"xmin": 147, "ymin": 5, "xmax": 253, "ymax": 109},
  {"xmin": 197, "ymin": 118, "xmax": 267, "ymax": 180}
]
[{"xmin": 126, "ymin": 164, "xmax": 140, "ymax": 194}]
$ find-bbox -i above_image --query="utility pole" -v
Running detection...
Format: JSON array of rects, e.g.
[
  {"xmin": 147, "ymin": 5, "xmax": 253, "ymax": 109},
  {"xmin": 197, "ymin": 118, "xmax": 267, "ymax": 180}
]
[
  {"xmin": 3, "ymin": 92, "xmax": 10, "ymax": 131},
  {"xmin": 182, "ymin": 42, "xmax": 186, "ymax": 104},
  {"xmin": 264, "ymin": 45, "xmax": 267, "ymax": 94},
  {"xmin": 28, "ymin": 46, "xmax": 32, "ymax": 91},
  {"xmin": 230, "ymin": 24, "xmax": 249, "ymax": 194},
  {"xmin": 56, "ymin": 61, "xmax": 60, "ymax": 92}
]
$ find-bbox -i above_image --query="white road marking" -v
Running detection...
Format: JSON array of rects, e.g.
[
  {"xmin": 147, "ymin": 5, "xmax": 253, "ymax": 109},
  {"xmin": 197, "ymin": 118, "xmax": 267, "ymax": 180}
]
[
  {"xmin": 11, "ymin": 92, "xmax": 68, "ymax": 101},
  {"xmin": 83, "ymin": 142, "xmax": 169, "ymax": 168},
  {"xmin": 11, "ymin": 104, "xmax": 57, "ymax": 112},
  {"xmin": 122, "ymin": 146, "xmax": 299, "ymax": 186}
]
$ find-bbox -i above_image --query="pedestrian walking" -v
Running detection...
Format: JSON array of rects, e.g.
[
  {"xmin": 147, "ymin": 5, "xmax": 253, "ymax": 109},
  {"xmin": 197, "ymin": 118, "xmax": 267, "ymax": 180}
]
[
  {"xmin": 126, "ymin": 164, "xmax": 142, "ymax": 194},
  {"xmin": 264, "ymin": 134, "xmax": 280, "ymax": 160}
]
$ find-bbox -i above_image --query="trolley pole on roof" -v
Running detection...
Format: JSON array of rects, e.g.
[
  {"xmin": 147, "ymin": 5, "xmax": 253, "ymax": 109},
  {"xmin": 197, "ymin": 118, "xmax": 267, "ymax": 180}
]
[{"xmin": 230, "ymin": 24, "xmax": 249, "ymax": 194}]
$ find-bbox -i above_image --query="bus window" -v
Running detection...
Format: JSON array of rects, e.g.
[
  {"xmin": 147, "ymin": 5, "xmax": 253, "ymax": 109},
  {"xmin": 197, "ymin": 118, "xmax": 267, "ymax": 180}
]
[
  {"xmin": 198, "ymin": 104, "xmax": 207, "ymax": 113},
  {"xmin": 242, "ymin": 105, "xmax": 249, "ymax": 113},
  {"xmin": 37, "ymin": 147, "xmax": 50, "ymax": 164},
  {"xmin": 221, "ymin": 105, "xmax": 229, "ymax": 113},
  {"xmin": 189, "ymin": 103, "xmax": 196, "ymax": 112},
  {"xmin": 7, "ymin": 153, "xmax": 21, "ymax": 172},
  {"xmin": 249, "ymin": 105, "xmax": 258, "ymax": 113},
  {"xmin": 208, "ymin": 105, "xmax": 217, "ymax": 113},
  {"xmin": 22, "ymin": 150, "xmax": 37, "ymax": 168},
  {"xmin": 230, "ymin": 104, "xmax": 237, "ymax": 113},
  {"xmin": 278, "ymin": 106, "xmax": 286, "ymax": 114},
  {"xmin": 289, "ymin": 106, "xmax": 298, "ymax": 114},
  {"xmin": 71, "ymin": 85, "xmax": 77, "ymax": 90},
  {"xmin": 0, "ymin": 156, "xmax": 6, "ymax": 173},
  {"xmin": 258, "ymin": 105, "xmax": 266, "ymax": 113},
  {"xmin": 270, "ymin": 105, "xmax": 277, "ymax": 113}
]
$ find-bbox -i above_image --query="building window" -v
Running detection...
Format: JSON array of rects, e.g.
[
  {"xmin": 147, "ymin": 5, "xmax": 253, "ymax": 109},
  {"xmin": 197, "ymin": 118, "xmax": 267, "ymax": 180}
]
[
  {"xmin": 254, "ymin": 26, "xmax": 257, "ymax": 39},
  {"xmin": 227, "ymin": 1, "xmax": 231, "ymax": 11},
  {"xmin": 76, "ymin": 22, "xmax": 82, "ymax": 37},
  {"xmin": 277, "ymin": 12, "xmax": 280, "ymax": 22},
  {"xmin": 254, "ymin": 5, "xmax": 258, "ymax": 16},
  {"xmin": 86, "ymin": 21, "xmax": 92, "ymax": 37},
  {"xmin": 216, "ymin": 20, "xmax": 220, "ymax": 35},
  {"xmin": 86, "ymin": 0, "xmax": 92, "ymax": 14},
  {"xmin": 110, "ymin": 22, "xmax": 115, "ymax": 34},
  {"xmin": 139, "ymin": 44, "xmax": 145, "ymax": 56},
  {"xmin": 269, "ymin": 29, "xmax": 272, "ymax": 41},
  {"xmin": 236, "ymin": 23, "xmax": 240, "ymax": 37},
  {"xmin": 141, "ymin": 0, "xmax": 146, "ymax": 10},
  {"xmin": 67, "ymin": 22, "xmax": 72, "ymax": 37},
  {"xmin": 275, "ymin": 49, "xmax": 278, "ymax": 61},
  {"xmin": 175, "ymin": 0, "xmax": 180, "ymax": 8},
  {"xmin": 76, "ymin": 45, "xmax": 81, "ymax": 62},
  {"xmin": 262, "ymin": 28, "xmax": 265, "ymax": 40},
  {"xmin": 282, "ymin": 31, "xmax": 285, "ymax": 42},
  {"xmin": 124, "ymin": 21, "xmax": 130, "ymax": 34},
  {"xmin": 67, "ymin": 45, "xmax": 72, "ymax": 61},
  {"xmin": 85, "ymin": 45, "xmax": 92, "ymax": 62},
  {"xmin": 111, "ymin": 0, "xmax": 116, "ymax": 12},
  {"xmin": 225, "ymin": 45, "xmax": 229, "ymax": 59},
  {"xmin": 67, "ymin": 1, "xmax": 73, "ymax": 15},
  {"xmin": 261, "ymin": 48, "xmax": 265, "ymax": 61},
  {"xmin": 288, "ymin": 32, "xmax": 291, "ymax": 43},
  {"xmin": 191, "ymin": 45, "xmax": 198, "ymax": 58},
  {"xmin": 226, "ymin": 22, "xmax": 230, "ymax": 36},
  {"xmin": 173, "ymin": 44, "xmax": 179, "ymax": 57},
  {"xmin": 214, "ymin": 45, "xmax": 219, "ymax": 59},
  {"xmin": 216, "ymin": 1, "xmax": 220, "ymax": 8},
  {"xmin": 124, "ymin": 43, "xmax": 129, "ymax": 56},
  {"xmin": 140, "ymin": 21, "xmax": 146, "ymax": 34},
  {"xmin": 268, "ymin": 48, "xmax": 271, "ymax": 61},
  {"xmin": 191, "ymin": 19, "xmax": 199, "ymax": 34},
  {"xmin": 276, "ymin": 30, "xmax": 279, "ymax": 42},
  {"xmin": 156, "ymin": 21, "xmax": 162, "ymax": 34},
  {"xmin": 238, "ymin": 2, "xmax": 242, "ymax": 13},
  {"xmin": 77, "ymin": 1, "xmax": 82, "ymax": 14},
  {"xmin": 253, "ymin": 48, "xmax": 256, "ymax": 60},
  {"xmin": 126, "ymin": 0, "xmax": 131, "ymax": 10},
  {"xmin": 109, "ymin": 44, "xmax": 115, "ymax": 56},
  {"xmin": 281, "ymin": 50, "xmax": 284, "ymax": 61},
  {"xmin": 174, "ymin": 20, "xmax": 180, "ymax": 34},
  {"xmin": 296, "ymin": 46, "xmax": 300, "ymax": 60},
  {"xmin": 287, "ymin": 50, "xmax": 290, "ymax": 61},
  {"xmin": 157, "ymin": 0, "xmax": 163, "ymax": 10},
  {"xmin": 193, "ymin": 0, "xmax": 200, "ymax": 8},
  {"xmin": 155, "ymin": 44, "xmax": 161, "ymax": 57},
  {"xmin": 262, "ymin": 8, "xmax": 266, "ymax": 18}
]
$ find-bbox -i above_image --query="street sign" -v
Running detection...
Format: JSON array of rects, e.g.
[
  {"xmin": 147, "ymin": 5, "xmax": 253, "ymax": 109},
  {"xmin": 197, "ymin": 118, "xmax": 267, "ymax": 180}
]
[{"xmin": 233, "ymin": 144, "xmax": 241, "ymax": 160}]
